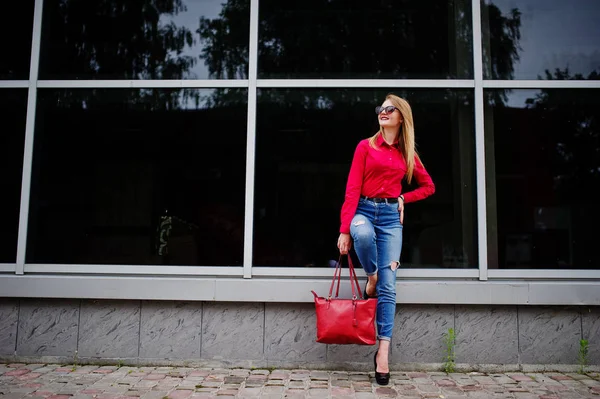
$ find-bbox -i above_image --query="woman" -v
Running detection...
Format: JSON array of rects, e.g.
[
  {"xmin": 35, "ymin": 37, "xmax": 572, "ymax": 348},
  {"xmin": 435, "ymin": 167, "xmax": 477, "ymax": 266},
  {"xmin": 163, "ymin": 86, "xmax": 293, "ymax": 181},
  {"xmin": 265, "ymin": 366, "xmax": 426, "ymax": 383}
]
[{"xmin": 337, "ymin": 94, "xmax": 435, "ymax": 385}]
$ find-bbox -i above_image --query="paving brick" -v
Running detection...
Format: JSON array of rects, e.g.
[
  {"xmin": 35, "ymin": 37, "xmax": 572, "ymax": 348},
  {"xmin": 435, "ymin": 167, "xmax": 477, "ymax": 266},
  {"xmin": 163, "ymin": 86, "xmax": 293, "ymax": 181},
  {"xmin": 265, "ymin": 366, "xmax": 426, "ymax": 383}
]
[
  {"xmin": 5, "ymin": 369, "xmax": 31, "ymax": 377},
  {"xmin": 309, "ymin": 371, "xmax": 329, "ymax": 381},
  {"xmin": 354, "ymin": 394, "xmax": 376, "ymax": 399},
  {"xmin": 331, "ymin": 387, "xmax": 353, "ymax": 396},
  {"xmin": 406, "ymin": 372, "xmax": 428, "ymax": 379},
  {"xmin": 330, "ymin": 379, "xmax": 350, "ymax": 387},
  {"xmin": 140, "ymin": 391, "xmax": 170, "ymax": 399},
  {"xmin": 417, "ymin": 384, "xmax": 440, "ymax": 392},
  {"xmin": 0, "ymin": 394, "xmax": 30, "ymax": 399},
  {"xmin": 508, "ymin": 374, "xmax": 533, "ymax": 382},
  {"xmin": 168, "ymin": 389, "xmax": 193, "ymax": 398},
  {"xmin": 267, "ymin": 373, "xmax": 288, "ymax": 380},
  {"xmin": 435, "ymin": 379, "xmax": 457, "ymax": 387},
  {"xmin": 144, "ymin": 374, "xmax": 166, "ymax": 381}
]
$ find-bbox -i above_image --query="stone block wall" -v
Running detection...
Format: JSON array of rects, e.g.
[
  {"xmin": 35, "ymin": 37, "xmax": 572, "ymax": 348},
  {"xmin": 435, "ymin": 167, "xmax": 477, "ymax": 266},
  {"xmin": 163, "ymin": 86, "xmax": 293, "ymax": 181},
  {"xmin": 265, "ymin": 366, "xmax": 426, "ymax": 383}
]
[{"xmin": 0, "ymin": 299, "xmax": 598, "ymax": 371}]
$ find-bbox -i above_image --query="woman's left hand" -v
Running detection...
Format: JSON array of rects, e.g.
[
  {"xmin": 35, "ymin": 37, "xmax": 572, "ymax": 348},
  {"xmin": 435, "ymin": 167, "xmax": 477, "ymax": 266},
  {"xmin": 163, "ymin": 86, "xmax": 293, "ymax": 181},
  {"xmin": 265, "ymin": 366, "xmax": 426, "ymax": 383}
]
[{"xmin": 398, "ymin": 197, "xmax": 404, "ymax": 224}]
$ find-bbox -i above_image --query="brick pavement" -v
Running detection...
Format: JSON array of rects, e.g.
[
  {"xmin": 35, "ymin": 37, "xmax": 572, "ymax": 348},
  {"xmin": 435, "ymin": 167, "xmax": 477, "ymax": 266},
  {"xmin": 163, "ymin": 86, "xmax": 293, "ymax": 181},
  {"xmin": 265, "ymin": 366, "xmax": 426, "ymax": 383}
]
[{"xmin": 0, "ymin": 363, "xmax": 599, "ymax": 398}]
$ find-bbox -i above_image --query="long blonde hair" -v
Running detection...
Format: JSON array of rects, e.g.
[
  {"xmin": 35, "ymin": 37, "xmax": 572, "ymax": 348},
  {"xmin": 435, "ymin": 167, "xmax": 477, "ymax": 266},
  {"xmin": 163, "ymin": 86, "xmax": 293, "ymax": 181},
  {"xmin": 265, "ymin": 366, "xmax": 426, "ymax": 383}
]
[{"xmin": 368, "ymin": 94, "xmax": 420, "ymax": 183}]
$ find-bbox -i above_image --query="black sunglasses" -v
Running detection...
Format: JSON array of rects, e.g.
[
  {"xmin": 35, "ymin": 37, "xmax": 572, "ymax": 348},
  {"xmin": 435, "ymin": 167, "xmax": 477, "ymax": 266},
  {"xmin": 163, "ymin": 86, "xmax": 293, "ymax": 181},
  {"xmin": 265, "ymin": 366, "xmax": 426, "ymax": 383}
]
[{"xmin": 375, "ymin": 105, "xmax": 399, "ymax": 115}]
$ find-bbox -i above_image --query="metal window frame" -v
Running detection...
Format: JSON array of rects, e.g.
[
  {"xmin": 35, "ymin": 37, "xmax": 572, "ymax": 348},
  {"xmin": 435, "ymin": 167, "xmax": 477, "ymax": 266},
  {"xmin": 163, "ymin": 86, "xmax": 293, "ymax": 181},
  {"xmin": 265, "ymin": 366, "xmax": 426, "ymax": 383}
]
[
  {"xmin": 15, "ymin": 0, "xmax": 44, "ymax": 275},
  {"xmin": 1, "ymin": 0, "xmax": 598, "ymax": 302},
  {"xmin": 0, "ymin": 264, "xmax": 16, "ymax": 273},
  {"xmin": 36, "ymin": 80, "xmax": 249, "ymax": 88},
  {"xmin": 483, "ymin": 80, "xmax": 600, "ymax": 89},
  {"xmin": 0, "ymin": 81, "xmax": 30, "ymax": 88}
]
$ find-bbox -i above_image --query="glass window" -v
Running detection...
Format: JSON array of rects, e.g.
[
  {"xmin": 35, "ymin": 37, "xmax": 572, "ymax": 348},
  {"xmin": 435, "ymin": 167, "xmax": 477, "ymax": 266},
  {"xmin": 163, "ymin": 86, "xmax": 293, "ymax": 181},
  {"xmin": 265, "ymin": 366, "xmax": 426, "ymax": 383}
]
[
  {"xmin": 27, "ymin": 88, "xmax": 247, "ymax": 265},
  {"xmin": 39, "ymin": 0, "xmax": 250, "ymax": 80},
  {"xmin": 253, "ymin": 89, "xmax": 477, "ymax": 268},
  {"xmin": 0, "ymin": 1, "xmax": 34, "ymax": 79},
  {"xmin": 0, "ymin": 90, "xmax": 28, "ymax": 263},
  {"xmin": 258, "ymin": 0, "xmax": 473, "ymax": 79},
  {"xmin": 482, "ymin": 0, "xmax": 600, "ymax": 80},
  {"xmin": 485, "ymin": 89, "xmax": 600, "ymax": 269}
]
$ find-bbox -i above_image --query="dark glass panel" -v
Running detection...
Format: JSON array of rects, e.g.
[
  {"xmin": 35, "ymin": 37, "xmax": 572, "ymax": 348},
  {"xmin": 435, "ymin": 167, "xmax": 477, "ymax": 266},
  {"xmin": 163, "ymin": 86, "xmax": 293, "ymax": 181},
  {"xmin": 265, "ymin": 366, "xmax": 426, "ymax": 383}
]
[
  {"xmin": 482, "ymin": 0, "xmax": 600, "ymax": 80},
  {"xmin": 0, "ymin": 90, "xmax": 28, "ymax": 262},
  {"xmin": 258, "ymin": 0, "xmax": 473, "ymax": 79},
  {"xmin": 254, "ymin": 89, "xmax": 477, "ymax": 268},
  {"xmin": 486, "ymin": 89, "xmax": 600, "ymax": 269},
  {"xmin": 28, "ymin": 88, "xmax": 247, "ymax": 265},
  {"xmin": 0, "ymin": 0, "xmax": 34, "ymax": 79},
  {"xmin": 39, "ymin": 0, "xmax": 250, "ymax": 80}
]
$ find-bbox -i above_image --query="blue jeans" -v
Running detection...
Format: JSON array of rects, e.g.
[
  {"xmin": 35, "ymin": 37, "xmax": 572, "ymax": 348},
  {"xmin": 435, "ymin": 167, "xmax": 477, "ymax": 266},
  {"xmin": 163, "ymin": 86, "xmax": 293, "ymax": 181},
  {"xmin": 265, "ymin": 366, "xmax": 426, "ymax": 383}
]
[{"xmin": 350, "ymin": 198, "xmax": 402, "ymax": 341}]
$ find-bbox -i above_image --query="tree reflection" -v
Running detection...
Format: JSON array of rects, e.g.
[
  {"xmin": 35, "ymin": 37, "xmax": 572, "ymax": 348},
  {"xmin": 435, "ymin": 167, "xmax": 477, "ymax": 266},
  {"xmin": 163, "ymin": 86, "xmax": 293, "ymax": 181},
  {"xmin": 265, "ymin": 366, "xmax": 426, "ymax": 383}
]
[
  {"xmin": 200, "ymin": 0, "xmax": 474, "ymax": 79},
  {"xmin": 528, "ymin": 68, "xmax": 600, "ymax": 198},
  {"xmin": 482, "ymin": 4, "xmax": 522, "ymax": 105},
  {"xmin": 198, "ymin": 1, "xmax": 522, "ymax": 107},
  {"xmin": 197, "ymin": 0, "xmax": 249, "ymax": 79},
  {"xmin": 41, "ymin": 0, "xmax": 211, "ymax": 108},
  {"xmin": 43, "ymin": 0, "xmax": 196, "ymax": 79}
]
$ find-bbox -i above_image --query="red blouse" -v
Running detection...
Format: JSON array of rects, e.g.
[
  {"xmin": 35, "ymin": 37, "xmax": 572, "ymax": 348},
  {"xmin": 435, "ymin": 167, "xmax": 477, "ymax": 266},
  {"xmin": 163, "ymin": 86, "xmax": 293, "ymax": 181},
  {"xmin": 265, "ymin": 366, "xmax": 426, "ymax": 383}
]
[{"xmin": 339, "ymin": 134, "xmax": 435, "ymax": 233}]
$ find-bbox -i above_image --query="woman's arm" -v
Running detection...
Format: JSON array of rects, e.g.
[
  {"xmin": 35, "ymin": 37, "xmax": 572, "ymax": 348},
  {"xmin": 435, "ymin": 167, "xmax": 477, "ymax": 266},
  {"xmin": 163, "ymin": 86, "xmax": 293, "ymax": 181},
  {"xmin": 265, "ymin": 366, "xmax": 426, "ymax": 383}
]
[
  {"xmin": 402, "ymin": 155, "xmax": 435, "ymax": 203},
  {"xmin": 339, "ymin": 141, "xmax": 367, "ymax": 233}
]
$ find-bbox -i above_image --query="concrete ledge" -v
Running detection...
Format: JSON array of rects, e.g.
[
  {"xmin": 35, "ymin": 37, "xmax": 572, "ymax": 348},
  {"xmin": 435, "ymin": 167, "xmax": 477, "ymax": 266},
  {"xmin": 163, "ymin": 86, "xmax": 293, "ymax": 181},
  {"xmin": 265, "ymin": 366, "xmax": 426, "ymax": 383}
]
[{"xmin": 1, "ymin": 275, "xmax": 600, "ymax": 305}]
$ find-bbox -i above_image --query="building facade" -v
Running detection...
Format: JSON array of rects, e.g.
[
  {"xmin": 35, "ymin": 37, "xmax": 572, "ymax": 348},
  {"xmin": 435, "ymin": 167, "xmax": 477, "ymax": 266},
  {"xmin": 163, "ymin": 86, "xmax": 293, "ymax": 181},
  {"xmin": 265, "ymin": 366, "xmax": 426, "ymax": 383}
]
[{"xmin": 1, "ymin": 0, "xmax": 599, "ymax": 370}]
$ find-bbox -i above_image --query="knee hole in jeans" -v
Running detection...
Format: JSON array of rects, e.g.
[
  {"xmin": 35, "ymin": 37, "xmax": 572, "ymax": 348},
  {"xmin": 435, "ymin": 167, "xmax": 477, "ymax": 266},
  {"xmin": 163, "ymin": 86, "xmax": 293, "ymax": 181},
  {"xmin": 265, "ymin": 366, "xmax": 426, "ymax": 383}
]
[{"xmin": 351, "ymin": 221, "xmax": 373, "ymax": 243}]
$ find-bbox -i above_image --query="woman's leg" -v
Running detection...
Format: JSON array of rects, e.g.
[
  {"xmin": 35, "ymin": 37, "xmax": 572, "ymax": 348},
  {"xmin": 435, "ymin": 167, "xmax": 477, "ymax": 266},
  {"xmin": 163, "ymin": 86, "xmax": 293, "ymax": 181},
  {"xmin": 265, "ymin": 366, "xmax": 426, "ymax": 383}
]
[
  {"xmin": 350, "ymin": 214, "xmax": 377, "ymax": 275},
  {"xmin": 374, "ymin": 205, "xmax": 403, "ymax": 372}
]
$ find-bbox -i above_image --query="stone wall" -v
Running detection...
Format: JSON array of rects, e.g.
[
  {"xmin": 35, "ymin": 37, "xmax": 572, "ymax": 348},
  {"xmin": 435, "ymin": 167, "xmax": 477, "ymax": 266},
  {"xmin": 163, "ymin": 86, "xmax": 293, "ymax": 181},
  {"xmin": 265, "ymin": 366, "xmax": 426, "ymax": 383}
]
[{"xmin": 0, "ymin": 299, "xmax": 598, "ymax": 371}]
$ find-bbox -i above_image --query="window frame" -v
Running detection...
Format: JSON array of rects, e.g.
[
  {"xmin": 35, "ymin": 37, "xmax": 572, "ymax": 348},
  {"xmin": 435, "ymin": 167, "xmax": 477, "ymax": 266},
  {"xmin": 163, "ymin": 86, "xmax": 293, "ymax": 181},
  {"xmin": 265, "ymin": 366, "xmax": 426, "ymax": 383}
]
[{"xmin": 0, "ymin": 0, "xmax": 597, "ymax": 305}]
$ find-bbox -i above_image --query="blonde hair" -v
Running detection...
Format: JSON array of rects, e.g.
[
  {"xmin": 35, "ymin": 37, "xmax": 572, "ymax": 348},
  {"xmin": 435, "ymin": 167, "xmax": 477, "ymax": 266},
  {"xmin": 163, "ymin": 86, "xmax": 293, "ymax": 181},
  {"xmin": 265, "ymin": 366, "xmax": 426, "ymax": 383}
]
[{"xmin": 368, "ymin": 94, "xmax": 420, "ymax": 183}]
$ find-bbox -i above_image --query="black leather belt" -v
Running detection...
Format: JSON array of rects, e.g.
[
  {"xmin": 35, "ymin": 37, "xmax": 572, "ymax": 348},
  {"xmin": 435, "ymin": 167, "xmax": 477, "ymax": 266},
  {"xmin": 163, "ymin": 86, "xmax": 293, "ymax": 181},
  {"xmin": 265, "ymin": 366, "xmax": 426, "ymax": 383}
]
[{"xmin": 360, "ymin": 195, "xmax": 398, "ymax": 203}]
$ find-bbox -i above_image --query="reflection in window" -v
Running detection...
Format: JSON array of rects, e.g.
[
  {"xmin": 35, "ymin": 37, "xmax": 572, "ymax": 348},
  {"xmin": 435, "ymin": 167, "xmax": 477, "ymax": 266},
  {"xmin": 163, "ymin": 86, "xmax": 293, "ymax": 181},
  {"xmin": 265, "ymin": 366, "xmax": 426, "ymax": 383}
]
[
  {"xmin": 254, "ymin": 89, "xmax": 477, "ymax": 268},
  {"xmin": 39, "ymin": 0, "xmax": 250, "ymax": 80},
  {"xmin": 28, "ymin": 89, "xmax": 247, "ymax": 265},
  {"xmin": 0, "ymin": 0, "xmax": 34, "ymax": 79},
  {"xmin": 0, "ymin": 90, "xmax": 27, "ymax": 262},
  {"xmin": 482, "ymin": 0, "xmax": 600, "ymax": 80},
  {"xmin": 485, "ymin": 89, "xmax": 600, "ymax": 269},
  {"xmin": 258, "ymin": 0, "xmax": 473, "ymax": 79}
]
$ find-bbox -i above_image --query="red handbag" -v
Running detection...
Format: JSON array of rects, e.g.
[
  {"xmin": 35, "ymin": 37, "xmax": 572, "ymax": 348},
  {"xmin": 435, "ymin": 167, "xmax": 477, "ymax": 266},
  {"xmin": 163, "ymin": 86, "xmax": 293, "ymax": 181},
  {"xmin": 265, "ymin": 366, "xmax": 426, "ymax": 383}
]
[{"xmin": 311, "ymin": 255, "xmax": 377, "ymax": 345}]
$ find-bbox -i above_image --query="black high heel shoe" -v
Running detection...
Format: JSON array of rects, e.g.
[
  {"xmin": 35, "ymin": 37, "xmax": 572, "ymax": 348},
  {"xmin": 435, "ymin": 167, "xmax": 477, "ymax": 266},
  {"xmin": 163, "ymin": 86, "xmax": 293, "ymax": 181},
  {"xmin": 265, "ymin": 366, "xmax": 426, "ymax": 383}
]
[
  {"xmin": 374, "ymin": 352, "xmax": 390, "ymax": 385},
  {"xmin": 364, "ymin": 280, "xmax": 377, "ymax": 299}
]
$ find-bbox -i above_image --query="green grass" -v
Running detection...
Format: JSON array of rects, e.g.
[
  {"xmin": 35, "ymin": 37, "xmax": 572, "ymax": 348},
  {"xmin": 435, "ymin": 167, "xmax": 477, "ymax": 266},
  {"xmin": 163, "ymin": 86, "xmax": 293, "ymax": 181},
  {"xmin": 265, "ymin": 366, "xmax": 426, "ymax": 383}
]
[{"xmin": 443, "ymin": 328, "xmax": 456, "ymax": 373}]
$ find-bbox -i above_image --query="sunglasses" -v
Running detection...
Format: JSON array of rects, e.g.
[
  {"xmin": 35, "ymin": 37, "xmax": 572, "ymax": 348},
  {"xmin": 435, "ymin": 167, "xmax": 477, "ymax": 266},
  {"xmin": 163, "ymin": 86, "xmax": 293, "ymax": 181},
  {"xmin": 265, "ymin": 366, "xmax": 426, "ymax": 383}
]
[{"xmin": 375, "ymin": 105, "xmax": 399, "ymax": 115}]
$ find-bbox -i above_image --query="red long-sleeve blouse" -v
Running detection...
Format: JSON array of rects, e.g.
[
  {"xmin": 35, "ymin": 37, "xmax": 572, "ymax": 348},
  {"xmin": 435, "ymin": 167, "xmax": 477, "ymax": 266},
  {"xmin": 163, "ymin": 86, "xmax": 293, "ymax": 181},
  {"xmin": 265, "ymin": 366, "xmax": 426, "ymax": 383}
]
[{"xmin": 339, "ymin": 134, "xmax": 435, "ymax": 234}]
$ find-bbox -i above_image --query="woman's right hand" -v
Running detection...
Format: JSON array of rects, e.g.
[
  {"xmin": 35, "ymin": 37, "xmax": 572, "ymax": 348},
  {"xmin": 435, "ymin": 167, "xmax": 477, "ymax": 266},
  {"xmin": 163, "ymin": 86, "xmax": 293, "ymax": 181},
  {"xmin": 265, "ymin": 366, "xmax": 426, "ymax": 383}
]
[{"xmin": 337, "ymin": 233, "xmax": 352, "ymax": 254}]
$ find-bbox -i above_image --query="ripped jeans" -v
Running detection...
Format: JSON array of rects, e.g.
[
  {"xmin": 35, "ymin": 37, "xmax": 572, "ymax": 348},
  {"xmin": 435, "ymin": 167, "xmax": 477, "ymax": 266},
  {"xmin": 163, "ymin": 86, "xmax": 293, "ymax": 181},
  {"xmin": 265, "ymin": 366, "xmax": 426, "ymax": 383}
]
[{"xmin": 350, "ymin": 198, "xmax": 402, "ymax": 341}]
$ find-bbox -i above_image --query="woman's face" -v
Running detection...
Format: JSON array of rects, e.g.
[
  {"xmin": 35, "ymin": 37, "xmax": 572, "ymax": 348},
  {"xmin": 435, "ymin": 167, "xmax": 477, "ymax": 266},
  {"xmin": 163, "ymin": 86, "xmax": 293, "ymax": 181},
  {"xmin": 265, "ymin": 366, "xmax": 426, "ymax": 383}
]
[{"xmin": 378, "ymin": 99, "xmax": 403, "ymax": 130}]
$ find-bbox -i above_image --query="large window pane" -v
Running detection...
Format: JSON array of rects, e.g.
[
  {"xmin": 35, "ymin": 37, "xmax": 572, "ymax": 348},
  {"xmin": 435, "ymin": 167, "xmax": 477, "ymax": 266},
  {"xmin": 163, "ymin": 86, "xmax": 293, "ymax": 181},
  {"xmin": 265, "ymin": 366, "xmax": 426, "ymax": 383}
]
[
  {"xmin": 0, "ymin": 90, "xmax": 28, "ymax": 262},
  {"xmin": 39, "ymin": 0, "xmax": 250, "ymax": 80},
  {"xmin": 258, "ymin": 1, "xmax": 473, "ymax": 79},
  {"xmin": 28, "ymin": 89, "xmax": 247, "ymax": 265},
  {"xmin": 0, "ymin": 1, "xmax": 34, "ymax": 79},
  {"xmin": 482, "ymin": 0, "xmax": 600, "ymax": 80},
  {"xmin": 485, "ymin": 89, "xmax": 600, "ymax": 269},
  {"xmin": 254, "ymin": 89, "xmax": 476, "ymax": 268}
]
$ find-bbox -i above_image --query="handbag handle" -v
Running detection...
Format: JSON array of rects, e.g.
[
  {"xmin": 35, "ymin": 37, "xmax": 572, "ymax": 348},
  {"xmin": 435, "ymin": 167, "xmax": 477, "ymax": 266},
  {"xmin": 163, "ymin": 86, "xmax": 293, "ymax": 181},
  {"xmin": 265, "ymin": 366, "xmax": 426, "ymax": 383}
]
[
  {"xmin": 328, "ymin": 255, "xmax": 364, "ymax": 300},
  {"xmin": 348, "ymin": 255, "xmax": 364, "ymax": 299}
]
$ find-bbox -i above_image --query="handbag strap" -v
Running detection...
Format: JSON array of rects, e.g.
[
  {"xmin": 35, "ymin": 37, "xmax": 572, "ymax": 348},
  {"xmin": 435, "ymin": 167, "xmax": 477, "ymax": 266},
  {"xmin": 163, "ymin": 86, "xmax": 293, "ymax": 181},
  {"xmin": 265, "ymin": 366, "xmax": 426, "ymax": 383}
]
[
  {"xmin": 328, "ymin": 254, "xmax": 364, "ymax": 300},
  {"xmin": 347, "ymin": 254, "xmax": 364, "ymax": 300},
  {"xmin": 328, "ymin": 256, "xmax": 342, "ymax": 299}
]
